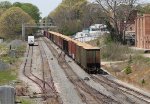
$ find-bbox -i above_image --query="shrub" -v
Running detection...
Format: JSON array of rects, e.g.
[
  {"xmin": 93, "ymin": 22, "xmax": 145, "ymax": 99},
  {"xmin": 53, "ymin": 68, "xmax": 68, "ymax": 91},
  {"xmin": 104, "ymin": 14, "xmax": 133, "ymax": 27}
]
[
  {"xmin": 141, "ymin": 79, "xmax": 145, "ymax": 86},
  {"xmin": 101, "ymin": 42, "xmax": 132, "ymax": 61},
  {"xmin": 124, "ymin": 66, "xmax": 132, "ymax": 74}
]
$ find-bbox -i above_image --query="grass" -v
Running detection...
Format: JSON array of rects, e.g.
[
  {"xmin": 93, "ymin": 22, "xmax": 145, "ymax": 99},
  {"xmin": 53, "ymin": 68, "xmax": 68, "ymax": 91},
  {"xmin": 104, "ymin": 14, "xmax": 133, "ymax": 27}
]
[
  {"xmin": 20, "ymin": 99, "xmax": 32, "ymax": 104},
  {"xmin": 16, "ymin": 97, "xmax": 34, "ymax": 104},
  {"xmin": 104, "ymin": 54, "xmax": 150, "ymax": 91},
  {"xmin": 0, "ymin": 43, "xmax": 26, "ymax": 85},
  {"xmin": 0, "ymin": 69, "xmax": 17, "ymax": 85}
]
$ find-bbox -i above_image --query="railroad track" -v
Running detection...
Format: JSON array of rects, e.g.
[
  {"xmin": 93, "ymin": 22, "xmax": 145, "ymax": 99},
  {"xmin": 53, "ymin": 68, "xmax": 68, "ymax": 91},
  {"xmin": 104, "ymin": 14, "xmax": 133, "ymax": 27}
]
[
  {"xmin": 23, "ymin": 41, "xmax": 62, "ymax": 104},
  {"xmin": 91, "ymin": 74, "xmax": 150, "ymax": 103},
  {"xmin": 38, "ymin": 39, "xmax": 62, "ymax": 103},
  {"xmin": 43, "ymin": 37, "xmax": 119, "ymax": 104},
  {"xmin": 23, "ymin": 46, "xmax": 45, "ymax": 98}
]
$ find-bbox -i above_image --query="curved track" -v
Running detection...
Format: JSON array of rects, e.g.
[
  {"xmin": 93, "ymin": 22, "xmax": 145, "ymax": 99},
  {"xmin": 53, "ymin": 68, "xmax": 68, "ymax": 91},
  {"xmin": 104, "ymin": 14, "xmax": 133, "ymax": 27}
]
[{"xmin": 23, "ymin": 42, "xmax": 62, "ymax": 104}]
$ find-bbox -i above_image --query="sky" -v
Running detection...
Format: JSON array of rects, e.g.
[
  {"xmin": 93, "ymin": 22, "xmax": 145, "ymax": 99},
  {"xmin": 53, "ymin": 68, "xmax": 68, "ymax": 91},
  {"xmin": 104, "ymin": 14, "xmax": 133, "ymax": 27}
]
[{"xmin": 2, "ymin": 0, "xmax": 62, "ymax": 18}]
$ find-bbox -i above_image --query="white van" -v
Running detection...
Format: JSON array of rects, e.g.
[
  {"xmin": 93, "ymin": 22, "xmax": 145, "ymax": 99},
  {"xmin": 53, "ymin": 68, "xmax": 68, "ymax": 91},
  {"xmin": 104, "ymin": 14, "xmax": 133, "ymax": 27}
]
[{"xmin": 28, "ymin": 36, "xmax": 34, "ymax": 46}]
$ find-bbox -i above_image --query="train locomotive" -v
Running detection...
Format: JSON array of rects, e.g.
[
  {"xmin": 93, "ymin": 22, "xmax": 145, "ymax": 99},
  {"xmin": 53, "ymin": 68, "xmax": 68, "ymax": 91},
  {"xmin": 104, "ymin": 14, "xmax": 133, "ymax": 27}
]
[
  {"xmin": 44, "ymin": 31, "xmax": 101, "ymax": 74},
  {"xmin": 28, "ymin": 36, "xmax": 34, "ymax": 46}
]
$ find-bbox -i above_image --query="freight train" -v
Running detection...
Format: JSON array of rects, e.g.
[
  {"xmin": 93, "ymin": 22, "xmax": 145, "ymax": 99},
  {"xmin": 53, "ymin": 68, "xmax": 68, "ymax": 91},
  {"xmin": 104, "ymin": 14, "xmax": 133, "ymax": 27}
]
[{"xmin": 44, "ymin": 31, "xmax": 101, "ymax": 74}]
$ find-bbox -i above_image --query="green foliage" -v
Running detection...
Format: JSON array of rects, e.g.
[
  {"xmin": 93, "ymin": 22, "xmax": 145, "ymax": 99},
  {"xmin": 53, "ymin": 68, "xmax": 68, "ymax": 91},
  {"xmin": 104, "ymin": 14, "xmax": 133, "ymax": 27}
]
[
  {"xmin": 12, "ymin": 2, "xmax": 22, "ymax": 7},
  {"xmin": 124, "ymin": 66, "xmax": 132, "ymax": 74},
  {"xmin": 0, "ymin": 7, "xmax": 35, "ymax": 38},
  {"xmin": 124, "ymin": 55, "xmax": 133, "ymax": 74},
  {"xmin": 136, "ymin": 4, "xmax": 150, "ymax": 14},
  {"xmin": 50, "ymin": 0, "xmax": 103, "ymax": 35},
  {"xmin": 96, "ymin": 40, "xmax": 100, "ymax": 46},
  {"xmin": 50, "ymin": 0, "xmax": 87, "ymax": 35},
  {"xmin": 104, "ymin": 34, "xmax": 113, "ymax": 44},
  {"xmin": 1, "ymin": 55, "xmax": 16, "ymax": 64},
  {"xmin": 105, "ymin": 20, "xmax": 121, "ymax": 42},
  {"xmin": 20, "ymin": 99, "xmax": 32, "ymax": 104},
  {"xmin": 0, "ymin": 69, "xmax": 17, "ymax": 85},
  {"xmin": 0, "ymin": 1, "xmax": 12, "ymax": 16},
  {"xmin": 101, "ymin": 42, "xmax": 132, "ymax": 61},
  {"xmin": 133, "ymin": 55, "xmax": 150, "ymax": 64},
  {"xmin": 0, "ymin": 1, "xmax": 12, "ymax": 9},
  {"xmin": 13, "ymin": 3, "xmax": 41, "ymax": 23},
  {"xmin": 16, "ymin": 97, "xmax": 34, "ymax": 104},
  {"xmin": 141, "ymin": 79, "xmax": 146, "ymax": 85}
]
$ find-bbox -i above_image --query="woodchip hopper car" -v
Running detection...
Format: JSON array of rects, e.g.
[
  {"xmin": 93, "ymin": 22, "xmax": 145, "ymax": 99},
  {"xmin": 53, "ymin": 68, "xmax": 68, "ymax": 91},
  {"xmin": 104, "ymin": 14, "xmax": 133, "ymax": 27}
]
[{"xmin": 44, "ymin": 31, "xmax": 101, "ymax": 74}]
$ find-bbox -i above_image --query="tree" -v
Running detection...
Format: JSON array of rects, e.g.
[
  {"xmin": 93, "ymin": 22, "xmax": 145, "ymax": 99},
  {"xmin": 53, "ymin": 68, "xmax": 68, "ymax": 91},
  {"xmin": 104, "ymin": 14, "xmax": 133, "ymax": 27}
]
[
  {"xmin": 0, "ymin": 7, "xmax": 35, "ymax": 38},
  {"xmin": 0, "ymin": 1, "xmax": 12, "ymax": 16},
  {"xmin": 95, "ymin": 0, "xmax": 137, "ymax": 42},
  {"xmin": 13, "ymin": 3, "xmax": 41, "ymax": 23},
  {"xmin": 12, "ymin": 2, "xmax": 22, "ymax": 7},
  {"xmin": 136, "ymin": 4, "xmax": 150, "ymax": 14},
  {"xmin": 50, "ymin": 0, "xmax": 104, "ymax": 35},
  {"xmin": 50, "ymin": 0, "xmax": 88, "ymax": 35},
  {"xmin": 0, "ymin": 1, "xmax": 12, "ymax": 9}
]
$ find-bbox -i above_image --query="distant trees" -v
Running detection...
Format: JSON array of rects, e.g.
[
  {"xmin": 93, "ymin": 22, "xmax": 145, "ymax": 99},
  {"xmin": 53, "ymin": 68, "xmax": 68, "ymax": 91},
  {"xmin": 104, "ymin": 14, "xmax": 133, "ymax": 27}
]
[
  {"xmin": 50, "ymin": 0, "xmax": 86, "ymax": 35},
  {"xmin": 0, "ymin": 7, "xmax": 35, "ymax": 38},
  {"xmin": 136, "ymin": 4, "xmax": 150, "ymax": 14},
  {"xmin": 49, "ymin": 0, "xmax": 103, "ymax": 35},
  {"xmin": 0, "ymin": 1, "xmax": 12, "ymax": 9},
  {"xmin": 13, "ymin": 2, "xmax": 41, "ymax": 23},
  {"xmin": 0, "ymin": 1, "xmax": 41, "ymax": 23},
  {"xmin": 95, "ymin": 0, "xmax": 137, "ymax": 42},
  {"xmin": 0, "ymin": 1, "xmax": 12, "ymax": 16},
  {"xmin": 0, "ymin": 1, "xmax": 41, "ymax": 38}
]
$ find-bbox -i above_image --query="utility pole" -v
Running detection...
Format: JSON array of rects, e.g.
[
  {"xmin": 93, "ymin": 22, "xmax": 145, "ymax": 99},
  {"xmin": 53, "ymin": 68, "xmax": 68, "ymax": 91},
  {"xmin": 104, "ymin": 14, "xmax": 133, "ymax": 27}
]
[{"xmin": 22, "ymin": 23, "xmax": 25, "ymax": 41}]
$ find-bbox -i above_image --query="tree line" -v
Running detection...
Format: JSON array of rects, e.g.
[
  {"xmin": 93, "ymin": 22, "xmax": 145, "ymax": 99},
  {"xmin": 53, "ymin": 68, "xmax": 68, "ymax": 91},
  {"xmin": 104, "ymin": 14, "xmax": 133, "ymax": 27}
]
[
  {"xmin": 0, "ymin": 1, "xmax": 41, "ymax": 38},
  {"xmin": 49, "ymin": 0, "xmax": 150, "ymax": 42}
]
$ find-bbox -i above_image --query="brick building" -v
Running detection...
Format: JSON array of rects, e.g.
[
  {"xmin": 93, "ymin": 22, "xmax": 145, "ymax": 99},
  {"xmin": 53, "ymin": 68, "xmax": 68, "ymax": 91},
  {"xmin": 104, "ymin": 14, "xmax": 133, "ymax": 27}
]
[{"xmin": 135, "ymin": 14, "xmax": 150, "ymax": 49}]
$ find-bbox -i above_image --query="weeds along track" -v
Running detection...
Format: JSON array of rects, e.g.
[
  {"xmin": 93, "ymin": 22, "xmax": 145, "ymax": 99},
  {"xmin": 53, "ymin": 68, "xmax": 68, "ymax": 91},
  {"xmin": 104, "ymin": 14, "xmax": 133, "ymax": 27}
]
[
  {"xmin": 23, "ymin": 43, "xmax": 62, "ymax": 104},
  {"xmin": 43, "ymin": 37, "xmax": 119, "ymax": 104},
  {"xmin": 91, "ymin": 74, "xmax": 150, "ymax": 103}
]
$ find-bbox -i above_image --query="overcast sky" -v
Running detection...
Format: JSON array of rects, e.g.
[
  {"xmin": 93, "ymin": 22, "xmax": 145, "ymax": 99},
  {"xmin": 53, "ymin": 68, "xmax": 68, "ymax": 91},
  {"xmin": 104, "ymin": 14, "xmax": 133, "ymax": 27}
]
[{"xmin": 1, "ymin": 0, "xmax": 150, "ymax": 18}]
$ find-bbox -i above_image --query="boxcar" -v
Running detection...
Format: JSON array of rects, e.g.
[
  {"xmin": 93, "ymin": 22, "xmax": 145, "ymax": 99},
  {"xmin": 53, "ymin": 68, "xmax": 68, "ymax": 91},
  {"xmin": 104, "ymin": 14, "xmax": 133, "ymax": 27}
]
[
  {"xmin": 62, "ymin": 39, "xmax": 69, "ymax": 54},
  {"xmin": 75, "ymin": 43, "xmax": 82, "ymax": 64},
  {"xmin": 58, "ymin": 36, "xmax": 63, "ymax": 48},
  {"xmin": 71, "ymin": 40, "xmax": 76, "ymax": 59},
  {"xmin": 68, "ymin": 40, "xmax": 72, "ymax": 56},
  {"xmin": 81, "ymin": 46, "xmax": 100, "ymax": 73}
]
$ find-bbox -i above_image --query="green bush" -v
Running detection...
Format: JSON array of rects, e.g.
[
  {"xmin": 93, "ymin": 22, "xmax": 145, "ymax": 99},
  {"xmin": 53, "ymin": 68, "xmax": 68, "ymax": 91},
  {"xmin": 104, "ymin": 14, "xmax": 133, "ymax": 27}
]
[
  {"xmin": 101, "ymin": 42, "xmax": 132, "ymax": 61},
  {"xmin": 141, "ymin": 79, "xmax": 146, "ymax": 86},
  {"xmin": 124, "ymin": 66, "xmax": 132, "ymax": 74}
]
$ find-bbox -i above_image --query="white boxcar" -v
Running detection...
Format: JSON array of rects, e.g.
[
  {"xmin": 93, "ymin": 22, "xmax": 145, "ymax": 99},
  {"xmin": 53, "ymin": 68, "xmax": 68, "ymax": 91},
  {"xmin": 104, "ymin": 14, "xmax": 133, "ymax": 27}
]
[{"xmin": 28, "ymin": 36, "xmax": 34, "ymax": 46}]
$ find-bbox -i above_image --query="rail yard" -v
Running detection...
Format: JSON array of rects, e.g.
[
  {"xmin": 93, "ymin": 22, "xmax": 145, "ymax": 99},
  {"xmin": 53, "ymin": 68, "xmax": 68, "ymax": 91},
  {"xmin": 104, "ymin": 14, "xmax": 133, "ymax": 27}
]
[
  {"xmin": 16, "ymin": 31, "xmax": 150, "ymax": 104},
  {"xmin": 1, "ymin": 1, "xmax": 150, "ymax": 104}
]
